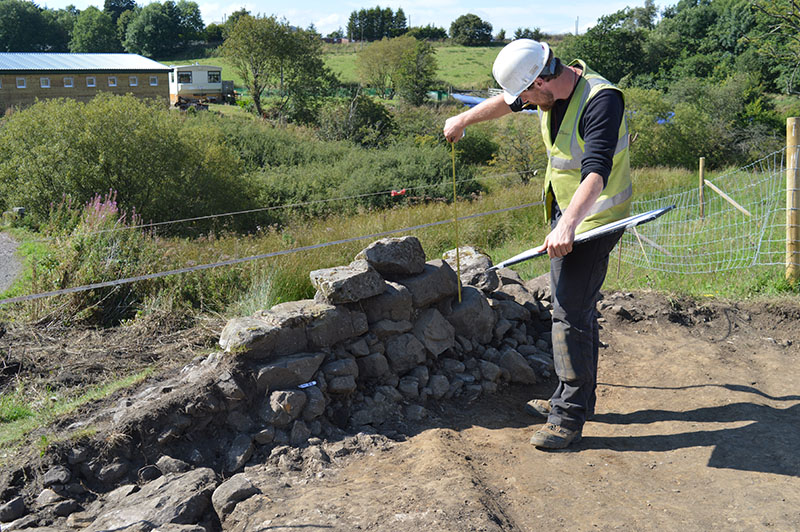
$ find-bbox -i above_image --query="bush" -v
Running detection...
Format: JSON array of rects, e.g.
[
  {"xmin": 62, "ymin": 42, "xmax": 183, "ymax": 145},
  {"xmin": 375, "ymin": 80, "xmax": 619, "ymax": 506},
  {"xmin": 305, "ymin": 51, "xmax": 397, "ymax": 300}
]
[
  {"xmin": 317, "ymin": 93, "xmax": 396, "ymax": 147},
  {"xmin": 253, "ymin": 139, "xmax": 481, "ymax": 220},
  {"xmin": 0, "ymin": 94, "xmax": 256, "ymax": 233},
  {"xmin": 28, "ymin": 192, "xmax": 160, "ymax": 326}
]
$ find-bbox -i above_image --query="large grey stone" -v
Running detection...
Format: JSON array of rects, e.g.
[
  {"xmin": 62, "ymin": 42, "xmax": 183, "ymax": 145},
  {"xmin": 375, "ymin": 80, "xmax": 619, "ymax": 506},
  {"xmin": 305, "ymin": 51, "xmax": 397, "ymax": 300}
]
[
  {"xmin": 302, "ymin": 386, "xmax": 326, "ymax": 421},
  {"xmin": 212, "ymin": 474, "xmax": 259, "ymax": 520},
  {"xmin": 359, "ymin": 281, "xmax": 413, "ymax": 323},
  {"xmin": 354, "ymin": 236, "xmax": 426, "ymax": 276},
  {"xmin": 397, "ymin": 260, "xmax": 458, "ymax": 309},
  {"xmin": 412, "ymin": 308, "xmax": 455, "ymax": 357},
  {"xmin": 442, "ymin": 246, "xmax": 499, "ymax": 294},
  {"xmin": 0, "ymin": 496, "xmax": 26, "ymax": 522},
  {"xmin": 498, "ymin": 347, "xmax": 538, "ymax": 384},
  {"xmin": 446, "ymin": 286, "xmax": 496, "ymax": 344},
  {"xmin": 225, "ymin": 434, "xmax": 254, "ymax": 473},
  {"xmin": 322, "ymin": 358, "xmax": 359, "ymax": 378},
  {"xmin": 356, "ymin": 353, "xmax": 390, "ymax": 378},
  {"xmin": 310, "ymin": 260, "xmax": 386, "ymax": 304},
  {"xmin": 489, "ymin": 298, "xmax": 531, "ymax": 322},
  {"xmin": 42, "ymin": 465, "xmax": 71, "ymax": 487},
  {"xmin": 85, "ymin": 468, "xmax": 218, "ymax": 532},
  {"xmin": 219, "ymin": 317, "xmax": 306, "ymax": 360},
  {"xmin": 265, "ymin": 390, "xmax": 307, "ymax": 427},
  {"xmin": 385, "ymin": 333, "xmax": 426, "ymax": 374},
  {"xmin": 327, "ymin": 375, "xmax": 357, "ymax": 394},
  {"xmin": 428, "ymin": 374, "xmax": 450, "ymax": 399},
  {"xmin": 255, "ymin": 352, "xmax": 326, "ymax": 394},
  {"xmin": 307, "ymin": 306, "xmax": 368, "ymax": 348},
  {"xmin": 524, "ymin": 272, "xmax": 551, "ymax": 302},
  {"xmin": 370, "ymin": 319, "xmax": 413, "ymax": 340}
]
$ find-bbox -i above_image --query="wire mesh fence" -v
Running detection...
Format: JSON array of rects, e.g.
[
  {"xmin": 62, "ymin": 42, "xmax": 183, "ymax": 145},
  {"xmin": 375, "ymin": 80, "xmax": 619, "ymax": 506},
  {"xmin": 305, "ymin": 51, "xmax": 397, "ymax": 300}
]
[{"xmin": 618, "ymin": 148, "xmax": 791, "ymax": 274}]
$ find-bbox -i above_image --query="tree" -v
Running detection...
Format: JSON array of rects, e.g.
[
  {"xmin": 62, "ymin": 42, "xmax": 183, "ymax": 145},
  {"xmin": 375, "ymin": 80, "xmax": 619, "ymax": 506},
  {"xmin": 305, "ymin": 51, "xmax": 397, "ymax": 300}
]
[
  {"xmin": 752, "ymin": 0, "xmax": 800, "ymax": 93},
  {"xmin": 70, "ymin": 6, "xmax": 119, "ymax": 52},
  {"xmin": 175, "ymin": 0, "xmax": 203, "ymax": 43},
  {"xmin": 116, "ymin": 7, "xmax": 137, "ymax": 45},
  {"xmin": 495, "ymin": 29, "xmax": 506, "ymax": 42},
  {"xmin": 347, "ymin": 6, "xmax": 406, "ymax": 41},
  {"xmin": 356, "ymin": 36, "xmax": 438, "ymax": 104},
  {"xmin": 222, "ymin": 15, "xmax": 335, "ymax": 122},
  {"xmin": 395, "ymin": 37, "xmax": 438, "ymax": 105},
  {"xmin": 103, "ymin": 0, "xmax": 135, "ymax": 23},
  {"xmin": 450, "ymin": 13, "xmax": 492, "ymax": 46},
  {"xmin": 0, "ymin": 0, "xmax": 67, "ymax": 52},
  {"xmin": 514, "ymin": 27, "xmax": 543, "ymax": 41},
  {"xmin": 204, "ymin": 22, "xmax": 224, "ymax": 43},
  {"xmin": 407, "ymin": 24, "xmax": 447, "ymax": 41},
  {"xmin": 558, "ymin": 9, "xmax": 648, "ymax": 83},
  {"xmin": 123, "ymin": 2, "xmax": 178, "ymax": 57}
]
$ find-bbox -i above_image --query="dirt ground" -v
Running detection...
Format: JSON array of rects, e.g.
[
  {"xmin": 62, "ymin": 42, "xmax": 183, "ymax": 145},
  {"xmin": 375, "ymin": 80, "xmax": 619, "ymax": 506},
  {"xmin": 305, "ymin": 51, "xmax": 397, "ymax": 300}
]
[
  {"xmin": 228, "ymin": 292, "xmax": 800, "ymax": 531},
  {"xmin": 2, "ymin": 291, "xmax": 799, "ymax": 531}
]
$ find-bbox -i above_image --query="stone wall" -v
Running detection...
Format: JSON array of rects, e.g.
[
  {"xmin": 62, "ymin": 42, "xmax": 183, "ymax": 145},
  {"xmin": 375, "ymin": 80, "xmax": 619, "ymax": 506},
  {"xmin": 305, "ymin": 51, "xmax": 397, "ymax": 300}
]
[{"xmin": 0, "ymin": 236, "xmax": 555, "ymax": 531}]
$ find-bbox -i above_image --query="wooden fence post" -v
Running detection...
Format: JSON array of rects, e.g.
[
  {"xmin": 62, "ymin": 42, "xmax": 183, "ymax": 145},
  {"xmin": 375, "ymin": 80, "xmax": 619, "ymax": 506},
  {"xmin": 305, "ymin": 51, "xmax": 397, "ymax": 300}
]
[
  {"xmin": 699, "ymin": 157, "xmax": 705, "ymax": 219},
  {"xmin": 788, "ymin": 117, "xmax": 800, "ymax": 283}
]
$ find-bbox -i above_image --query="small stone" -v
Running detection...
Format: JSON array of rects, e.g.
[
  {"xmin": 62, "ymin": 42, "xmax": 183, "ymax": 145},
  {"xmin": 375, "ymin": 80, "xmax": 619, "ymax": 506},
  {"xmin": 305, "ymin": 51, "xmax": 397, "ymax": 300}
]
[
  {"xmin": 254, "ymin": 426, "xmax": 276, "ymax": 444},
  {"xmin": 156, "ymin": 455, "xmax": 190, "ymax": 474},
  {"xmin": 42, "ymin": 465, "xmax": 71, "ymax": 487},
  {"xmin": 0, "ymin": 496, "xmax": 27, "ymax": 522},
  {"xmin": 404, "ymin": 404, "xmax": 427, "ymax": 422},
  {"xmin": 212, "ymin": 474, "xmax": 259, "ymax": 519}
]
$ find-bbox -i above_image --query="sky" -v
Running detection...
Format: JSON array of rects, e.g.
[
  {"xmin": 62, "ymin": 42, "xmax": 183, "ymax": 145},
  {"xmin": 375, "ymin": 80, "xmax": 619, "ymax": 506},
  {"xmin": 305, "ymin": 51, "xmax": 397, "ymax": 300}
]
[{"xmin": 39, "ymin": 0, "xmax": 651, "ymax": 36}]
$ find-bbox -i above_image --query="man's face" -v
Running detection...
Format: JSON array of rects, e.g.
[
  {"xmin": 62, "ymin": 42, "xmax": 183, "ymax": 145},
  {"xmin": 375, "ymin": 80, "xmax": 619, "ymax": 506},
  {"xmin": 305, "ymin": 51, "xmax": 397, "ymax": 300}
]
[{"xmin": 519, "ymin": 78, "xmax": 555, "ymax": 111}]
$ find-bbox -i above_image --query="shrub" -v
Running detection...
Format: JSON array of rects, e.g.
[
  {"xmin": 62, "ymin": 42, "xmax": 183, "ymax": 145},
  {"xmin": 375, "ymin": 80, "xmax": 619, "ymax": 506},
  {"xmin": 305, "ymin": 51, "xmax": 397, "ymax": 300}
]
[
  {"xmin": 28, "ymin": 192, "xmax": 160, "ymax": 326},
  {"xmin": 317, "ymin": 93, "xmax": 396, "ymax": 147},
  {"xmin": 0, "ymin": 94, "xmax": 255, "ymax": 233}
]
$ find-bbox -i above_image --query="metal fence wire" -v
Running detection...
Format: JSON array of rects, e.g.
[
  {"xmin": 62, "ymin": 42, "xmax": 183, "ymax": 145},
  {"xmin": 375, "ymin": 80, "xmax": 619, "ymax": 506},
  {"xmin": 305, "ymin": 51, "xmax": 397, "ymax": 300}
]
[{"xmin": 618, "ymin": 148, "xmax": 791, "ymax": 273}]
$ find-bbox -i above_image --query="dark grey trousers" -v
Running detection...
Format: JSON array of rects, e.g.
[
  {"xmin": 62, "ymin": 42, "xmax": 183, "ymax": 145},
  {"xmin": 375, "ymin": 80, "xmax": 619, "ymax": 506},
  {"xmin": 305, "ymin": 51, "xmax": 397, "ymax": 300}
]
[{"xmin": 546, "ymin": 230, "xmax": 623, "ymax": 431}]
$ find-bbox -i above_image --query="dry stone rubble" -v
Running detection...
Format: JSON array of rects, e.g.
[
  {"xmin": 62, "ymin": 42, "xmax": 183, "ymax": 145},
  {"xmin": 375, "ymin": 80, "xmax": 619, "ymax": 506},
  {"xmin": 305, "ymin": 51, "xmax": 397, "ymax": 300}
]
[{"xmin": 1, "ymin": 235, "xmax": 559, "ymax": 531}]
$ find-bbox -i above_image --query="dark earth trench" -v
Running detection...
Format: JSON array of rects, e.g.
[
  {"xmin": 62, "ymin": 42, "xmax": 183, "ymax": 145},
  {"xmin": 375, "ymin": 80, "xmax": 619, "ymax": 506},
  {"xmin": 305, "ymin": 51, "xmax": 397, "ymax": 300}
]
[{"xmin": 1, "ymin": 287, "xmax": 798, "ymax": 531}]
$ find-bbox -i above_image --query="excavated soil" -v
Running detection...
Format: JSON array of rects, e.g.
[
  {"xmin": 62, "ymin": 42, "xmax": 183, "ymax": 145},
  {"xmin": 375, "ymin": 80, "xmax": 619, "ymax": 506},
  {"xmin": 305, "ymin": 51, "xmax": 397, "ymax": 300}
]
[
  {"xmin": 2, "ymin": 290, "xmax": 800, "ymax": 531},
  {"xmin": 226, "ymin": 291, "xmax": 800, "ymax": 531}
]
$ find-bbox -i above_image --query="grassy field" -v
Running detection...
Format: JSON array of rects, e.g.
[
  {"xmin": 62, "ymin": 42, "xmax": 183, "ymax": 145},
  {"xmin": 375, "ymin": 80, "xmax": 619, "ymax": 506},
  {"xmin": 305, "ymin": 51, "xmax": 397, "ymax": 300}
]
[{"xmin": 170, "ymin": 43, "xmax": 504, "ymax": 93}]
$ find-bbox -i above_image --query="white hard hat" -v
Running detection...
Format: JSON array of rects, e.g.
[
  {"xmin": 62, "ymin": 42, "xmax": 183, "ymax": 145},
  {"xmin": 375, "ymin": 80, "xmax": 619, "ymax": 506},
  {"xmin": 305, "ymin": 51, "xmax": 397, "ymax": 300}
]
[{"xmin": 492, "ymin": 39, "xmax": 551, "ymax": 104}]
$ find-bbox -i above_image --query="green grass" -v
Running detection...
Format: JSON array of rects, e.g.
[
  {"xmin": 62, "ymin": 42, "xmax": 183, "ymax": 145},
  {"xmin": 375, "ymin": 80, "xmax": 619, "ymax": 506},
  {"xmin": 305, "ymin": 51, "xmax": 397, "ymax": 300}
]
[
  {"xmin": 0, "ymin": 368, "xmax": 154, "ymax": 447},
  {"xmin": 173, "ymin": 44, "xmax": 502, "ymax": 92}
]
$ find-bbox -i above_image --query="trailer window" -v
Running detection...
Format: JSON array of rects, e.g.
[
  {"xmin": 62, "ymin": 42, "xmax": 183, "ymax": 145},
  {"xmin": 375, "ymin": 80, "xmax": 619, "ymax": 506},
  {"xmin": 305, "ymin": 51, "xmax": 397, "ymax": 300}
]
[
  {"xmin": 178, "ymin": 72, "xmax": 192, "ymax": 83},
  {"xmin": 208, "ymin": 71, "xmax": 221, "ymax": 83}
]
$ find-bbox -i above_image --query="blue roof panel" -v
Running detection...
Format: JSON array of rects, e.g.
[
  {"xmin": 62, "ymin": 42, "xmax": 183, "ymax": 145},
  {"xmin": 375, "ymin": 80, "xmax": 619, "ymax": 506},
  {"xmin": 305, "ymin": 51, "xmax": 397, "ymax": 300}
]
[{"xmin": 0, "ymin": 53, "xmax": 171, "ymax": 72}]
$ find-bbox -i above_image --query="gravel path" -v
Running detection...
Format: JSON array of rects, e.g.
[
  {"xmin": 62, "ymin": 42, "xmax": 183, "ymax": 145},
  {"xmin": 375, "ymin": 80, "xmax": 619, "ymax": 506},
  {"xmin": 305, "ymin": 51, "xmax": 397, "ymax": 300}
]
[{"xmin": 0, "ymin": 232, "xmax": 22, "ymax": 293}]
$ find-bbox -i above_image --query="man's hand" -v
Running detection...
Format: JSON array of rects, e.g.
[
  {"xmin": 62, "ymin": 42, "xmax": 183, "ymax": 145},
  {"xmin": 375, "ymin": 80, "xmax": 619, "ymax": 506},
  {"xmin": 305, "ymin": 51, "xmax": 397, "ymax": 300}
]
[
  {"xmin": 443, "ymin": 115, "xmax": 466, "ymax": 143},
  {"xmin": 536, "ymin": 220, "xmax": 576, "ymax": 258}
]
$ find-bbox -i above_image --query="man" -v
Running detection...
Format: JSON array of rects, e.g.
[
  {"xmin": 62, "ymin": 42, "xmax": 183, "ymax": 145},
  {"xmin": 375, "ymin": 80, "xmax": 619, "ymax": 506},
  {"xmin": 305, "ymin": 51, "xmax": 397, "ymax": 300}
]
[{"xmin": 443, "ymin": 39, "xmax": 632, "ymax": 449}]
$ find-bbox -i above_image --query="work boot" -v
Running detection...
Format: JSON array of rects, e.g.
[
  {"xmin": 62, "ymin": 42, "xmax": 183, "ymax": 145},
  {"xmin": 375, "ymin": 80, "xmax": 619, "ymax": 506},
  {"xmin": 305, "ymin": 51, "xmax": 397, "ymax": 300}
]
[
  {"xmin": 524, "ymin": 399, "xmax": 551, "ymax": 419},
  {"xmin": 530, "ymin": 423, "xmax": 582, "ymax": 449}
]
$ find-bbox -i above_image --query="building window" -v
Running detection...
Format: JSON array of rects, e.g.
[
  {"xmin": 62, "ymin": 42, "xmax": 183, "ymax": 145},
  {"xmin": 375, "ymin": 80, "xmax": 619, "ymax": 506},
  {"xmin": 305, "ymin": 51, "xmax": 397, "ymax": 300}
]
[
  {"xmin": 129, "ymin": 76, "xmax": 138, "ymax": 87},
  {"xmin": 16, "ymin": 77, "xmax": 26, "ymax": 89},
  {"xmin": 87, "ymin": 76, "xmax": 96, "ymax": 87},
  {"xmin": 177, "ymin": 72, "xmax": 192, "ymax": 83},
  {"xmin": 64, "ymin": 77, "xmax": 74, "ymax": 88},
  {"xmin": 208, "ymin": 71, "xmax": 221, "ymax": 83},
  {"xmin": 108, "ymin": 76, "xmax": 117, "ymax": 87},
  {"xmin": 150, "ymin": 76, "xmax": 159, "ymax": 86},
  {"xmin": 0, "ymin": 79, "xmax": 3, "ymax": 89},
  {"xmin": 40, "ymin": 77, "xmax": 50, "ymax": 88}
]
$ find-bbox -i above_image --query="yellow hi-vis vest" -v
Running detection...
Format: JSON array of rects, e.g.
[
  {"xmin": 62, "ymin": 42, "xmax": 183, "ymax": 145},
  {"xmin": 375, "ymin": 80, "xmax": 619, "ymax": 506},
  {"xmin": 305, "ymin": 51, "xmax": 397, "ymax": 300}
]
[{"xmin": 541, "ymin": 59, "xmax": 632, "ymax": 235}]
